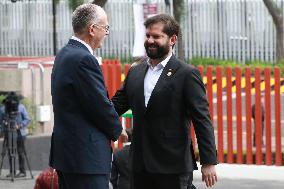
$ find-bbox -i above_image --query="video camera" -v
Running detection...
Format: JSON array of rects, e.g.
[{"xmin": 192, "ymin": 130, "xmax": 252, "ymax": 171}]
[
  {"xmin": 3, "ymin": 92, "xmax": 19, "ymax": 118},
  {"xmin": 0, "ymin": 92, "xmax": 19, "ymax": 134}
]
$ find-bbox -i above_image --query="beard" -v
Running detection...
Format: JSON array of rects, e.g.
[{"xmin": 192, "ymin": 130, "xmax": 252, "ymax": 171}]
[{"xmin": 144, "ymin": 42, "xmax": 170, "ymax": 59}]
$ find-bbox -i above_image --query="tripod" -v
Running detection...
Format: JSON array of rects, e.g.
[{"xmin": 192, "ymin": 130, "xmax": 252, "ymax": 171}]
[{"xmin": 0, "ymin": 113, "xmax": 33, "ymax": 182}]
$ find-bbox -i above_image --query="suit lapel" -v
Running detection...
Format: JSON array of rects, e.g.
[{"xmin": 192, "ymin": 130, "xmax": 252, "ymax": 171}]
[
  {"xmin": 146, "ymin": 55, "xmax": 180, "ymax": 109},
  {"xmin": 136, "ymin": 61, "xmax": 149, "ymax": 111}
]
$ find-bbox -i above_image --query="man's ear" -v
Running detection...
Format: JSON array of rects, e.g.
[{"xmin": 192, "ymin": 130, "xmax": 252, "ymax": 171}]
[
  {"xmin": 170, "ymin": 34, "xmax": 177, "ymax": 47},
  {"xmin": 89, "ymin": 24, "xmax": 96, "ymax": 37}
]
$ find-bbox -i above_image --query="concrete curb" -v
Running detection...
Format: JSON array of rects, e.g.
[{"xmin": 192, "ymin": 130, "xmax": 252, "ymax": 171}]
[{"xmin": 193, "ymin": 163, "xmax": 284, "ymax": 181}]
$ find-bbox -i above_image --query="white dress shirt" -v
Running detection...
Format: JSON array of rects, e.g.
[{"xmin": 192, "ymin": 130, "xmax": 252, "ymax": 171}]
[{"xmin": 144, "ymin": 54, "xmax": 172, "ymax": 107}]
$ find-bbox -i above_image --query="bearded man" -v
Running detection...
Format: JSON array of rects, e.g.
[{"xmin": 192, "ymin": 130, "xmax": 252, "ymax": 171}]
[{"xmin": 112, "ymin": 14, "xmax": 218, "ymax": 189}]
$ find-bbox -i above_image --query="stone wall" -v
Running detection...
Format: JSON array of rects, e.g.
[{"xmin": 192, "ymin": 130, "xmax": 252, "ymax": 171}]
[
  {"xmin": 0, "ymin": 65, "xmax": 54, "ymax": 135},
  {"xmin": 0, "ymin": 134, "xmax": 51, "ymax": 171}
]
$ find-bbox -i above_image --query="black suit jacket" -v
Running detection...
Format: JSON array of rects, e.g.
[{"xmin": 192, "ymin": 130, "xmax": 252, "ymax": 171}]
[
  {"xmin": 112, "ymin": 55, "xmax": 217, "ymax": 173},
  {"xmin": 110, "ymin": 145, "xmax": 131, "ymax": 189},
  {"xmin": 49, "ymin": 39, "xmax": 122, "ymax": 174}
]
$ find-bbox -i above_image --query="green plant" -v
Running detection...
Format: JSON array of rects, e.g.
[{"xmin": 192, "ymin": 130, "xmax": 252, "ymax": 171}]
[
  {"xmin": 0, "ymin": 95, "xmax": 5, "ymax": 104},
  {"xmin": 188, "ymin": 57, "xmax": 284, "ymax": 77},
  {"xmin": 20, "ymin": 98, "xmax": 37, "ymax": 135}
]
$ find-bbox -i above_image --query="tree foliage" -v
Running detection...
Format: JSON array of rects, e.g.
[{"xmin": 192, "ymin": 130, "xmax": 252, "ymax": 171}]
[
  {"xmin": 68, "ymin": 0, "xmax": 85, "ymax": 11},
  {"xmin": 172, "ymin": 0, "xmax": 185, "ymax": 61},
  {"xmin": 263, "ymin": 0, "xmax": 284, "ymax": 63},
  {"xmin": 92, "ymin": 0, "xmax": 108, "ymax": 7}
]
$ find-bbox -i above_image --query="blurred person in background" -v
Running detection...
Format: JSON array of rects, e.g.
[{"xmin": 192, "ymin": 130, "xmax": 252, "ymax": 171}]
[
  {"xmin": 111, "ymin": 128, "xmax": 132, "ymax": 189},
  {"xmin": 0, "ymin": 92, "xmax": 30, "ymax": 178}
]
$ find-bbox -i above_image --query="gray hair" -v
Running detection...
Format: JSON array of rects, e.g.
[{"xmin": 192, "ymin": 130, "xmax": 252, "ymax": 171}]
[{"xmin": 72, "ymin": 3, "xmax": 101, "ymax": 34}]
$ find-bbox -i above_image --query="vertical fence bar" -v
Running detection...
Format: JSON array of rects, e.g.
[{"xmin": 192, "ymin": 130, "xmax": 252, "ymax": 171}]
[
  {"xmin": 235, "ymin": 67, "xmax": 243, "ymax": 164},
  {"xmin": 226, "ymin": 67, "xmax": 233, "ymax": 163},
  {"xmin": 216, "ymin": 66, "xmax": 224, "ymax": 163},
  {"xmin": 124, "ymin": 64, "xmax": 131, "ymax": 77},
  {"xmin": 245, "ymin": 68, "xmax": 253, "ymax": 164},
  {"xmin": 114, "ymin": 63, "xmax": 122, "ymax": 91},
  {"xmin": 254, "ymin": 67, "xmax": 262, "ymax": 165},
  {"xmin": 274, "ymin": 67, "xmax": 282, "ymax": 166},
  {"xmin": 264, "ymin": 68, "xmax": 272, "ymax": 165},
  {"xmin": 107, "ymin": 63, "xmax": 115, "ymax": 98},
  {"xmin": 197, "ymin": 65, "xmax": 203, "ymax": 76},
  {"xmin": 100, "ymin": 64, "xmax": 108, "ymax": 86},
  {"xmin": 206, "ymin": 66, "xmax": 214, "ymax": 121}
]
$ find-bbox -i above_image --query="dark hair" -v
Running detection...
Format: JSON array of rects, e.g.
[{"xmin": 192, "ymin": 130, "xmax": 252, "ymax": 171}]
[
  {"xmin": 4, "ymin": 92, "xmax": 19, "ymax": 114},
  {"xmin": 5, "ymin": 92, "xmax": 19, "ymax": 102},
  {"xmin": 144, "ymin": 14, "xmax": 180, "ymax": 37}
]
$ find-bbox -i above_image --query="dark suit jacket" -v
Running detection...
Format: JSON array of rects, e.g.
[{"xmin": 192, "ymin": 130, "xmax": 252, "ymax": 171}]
[
  {"xmin": 112, "ymin": 55, "xmax": 217, "ymax": 174},
  {"xmin": 110, "ymin": 145, "xmax": 131, "ymax": 189},
  {"xmin": 49, "ymin": 39, "xmax": 122, "ymax": 174}
]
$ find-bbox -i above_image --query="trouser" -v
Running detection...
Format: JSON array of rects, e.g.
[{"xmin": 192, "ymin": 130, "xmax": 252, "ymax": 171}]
[
  {"xmin": 17, "ymin": 133, "xmax": 26, "ymax": 173},
  {"xmin": 8, "ymin": 132, "xmax": 26, "ymax": 174},
  {"xmin": 132, "ymin": 170, "xmax": 193, "ymax": 189},
  {"xmin": 57, "ymin": 170, "xmax": 110, "ymax": 189}
]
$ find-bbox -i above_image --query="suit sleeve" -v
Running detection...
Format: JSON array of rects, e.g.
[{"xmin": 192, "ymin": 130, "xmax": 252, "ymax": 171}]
[
  {"xmin": 111, "ymin": 68, "xmax": 131, "ymax": 116},
  {"xmin": 74, "ymin": 55, "xmax": 122, "ymax": 141},
  {"xmin": 184, "ymin": 67, "xmax": 218, "ymax": 165},
  {"xmin": 110, "ymin": 154, "xmax": 119, "ymax": 189},
  {"xmin": 0, "ymin": 107, "xmax": 4, "ymax": 128}
]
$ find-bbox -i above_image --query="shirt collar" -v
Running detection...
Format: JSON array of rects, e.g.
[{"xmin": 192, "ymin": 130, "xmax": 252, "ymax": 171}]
[
  {"xmin": 147, "ymin": 54, "xmax": 172, "ymax": 70},
  {"xmin": 71, "ymin": 36, "xmax": 94, "ymax": 55}
]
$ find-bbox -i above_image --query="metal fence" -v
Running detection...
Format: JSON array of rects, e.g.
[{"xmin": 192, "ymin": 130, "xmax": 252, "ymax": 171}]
[{"xmin": 1, "ymin": 0, "xmax": 284, "ymax": 62}]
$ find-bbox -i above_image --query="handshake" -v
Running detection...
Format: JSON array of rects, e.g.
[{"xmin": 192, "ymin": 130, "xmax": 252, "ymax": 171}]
[{"xmin": 119, "ymin": 128, "xmax": 132, "ymax": 143}]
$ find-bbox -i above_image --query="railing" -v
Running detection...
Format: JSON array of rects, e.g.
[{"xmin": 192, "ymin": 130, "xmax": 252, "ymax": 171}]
[
  {"xmin": 1, "ymin": 0, "xmax": 284, "ymax": 63},
  {"xmin": 1, "ymin": 57, "xmax": 281, "ymax": 165},
  {"xmin": 101, "ymin": 60, "xmax": 283, "ymax": 166},
  {"xmin": 197, "ymin": 66, "xmax": 283, "ymax": 166}
]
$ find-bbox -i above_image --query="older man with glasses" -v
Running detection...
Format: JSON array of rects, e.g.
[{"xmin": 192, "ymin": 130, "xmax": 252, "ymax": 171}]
[{"xmin": 49, "ymin": 3, "xmax": 122, "ymax": 189}]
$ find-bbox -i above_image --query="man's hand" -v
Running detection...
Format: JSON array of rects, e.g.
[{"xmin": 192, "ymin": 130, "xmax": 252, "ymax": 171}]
[
  {"xmin": 201, "ymin": 164, "xmax": 217, "ymax": 187},
  {"xmin": 120, "ymin": 129, "xmax": 128, "ymax": 143}
]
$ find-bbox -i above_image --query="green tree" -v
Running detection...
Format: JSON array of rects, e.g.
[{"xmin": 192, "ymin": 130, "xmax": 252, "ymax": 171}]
[
  {"xmin": 172, "ymin": 0, "xmax": 185, "ymax": 62},
  {"xmin": 92, "ymin": 0, "xmax": 108, "ymax": 7},
  {"xmin": 64, "ymin": 0, "xmax": 107, "ymax": 10},
  {"xmin": 68, "ymin": 0, "xmax": 85, "ymax": 10},
  {"xmin": 263, "ymin": 0, "xmax": 284, "ymax": 63}
]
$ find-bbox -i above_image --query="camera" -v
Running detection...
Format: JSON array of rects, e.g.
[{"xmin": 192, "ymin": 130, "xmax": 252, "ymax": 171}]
[
  {"xmin": 4, "ymin": 92, "xmax": 19, "ymax": 118},
  {"xmin": 0, "ymin": 92, "xmax": 19, "ymax": 134}
]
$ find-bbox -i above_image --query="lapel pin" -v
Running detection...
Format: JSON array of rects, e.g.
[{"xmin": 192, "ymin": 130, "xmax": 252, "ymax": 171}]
[
  {"xmin": 167, "ymin": 71, "xmax": 172, "ymax": 76},
  {"xmin": 167, "ymin": 69, "xmax": 173, "ymax": 77}
]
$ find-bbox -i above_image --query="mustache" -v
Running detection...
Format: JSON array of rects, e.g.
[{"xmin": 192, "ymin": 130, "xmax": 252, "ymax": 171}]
[{"xmin": 146, "ymin": 44, "xmax": 158, "ymax": 48}]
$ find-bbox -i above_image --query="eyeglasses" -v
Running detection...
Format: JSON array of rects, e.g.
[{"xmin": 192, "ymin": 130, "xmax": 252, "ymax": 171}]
[{"xmin": 93, "ymin": 23, "xmax": 110, "ymax": 33}]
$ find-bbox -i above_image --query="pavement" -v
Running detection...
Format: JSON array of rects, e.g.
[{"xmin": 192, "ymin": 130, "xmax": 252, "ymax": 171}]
[{"xmin": 0, "ymin": 163, "xmax": 284, "ymax": 189}]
